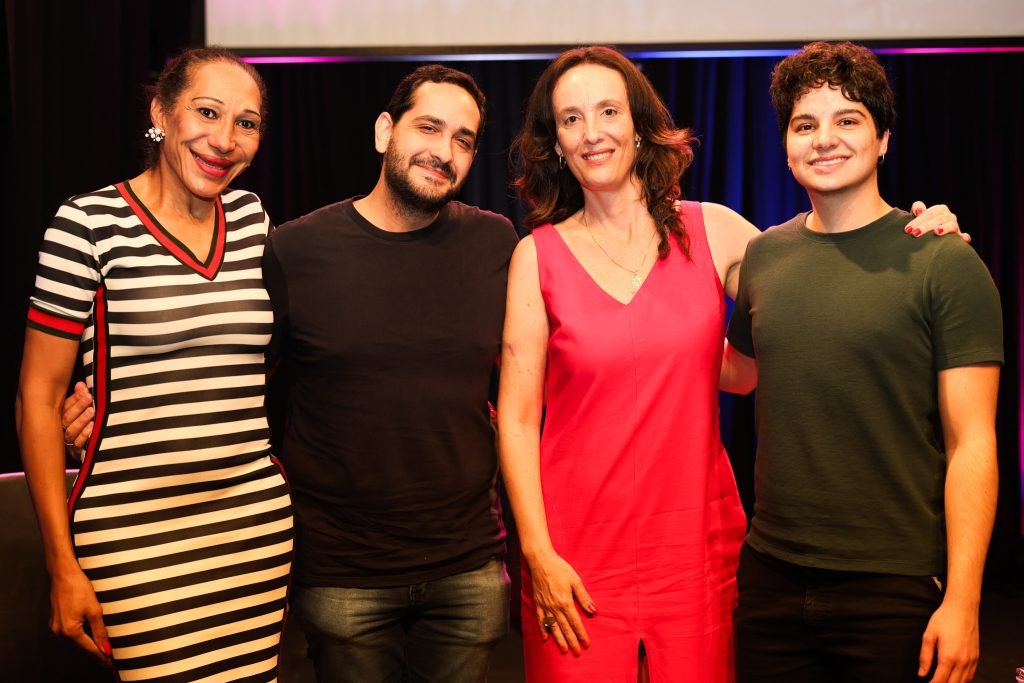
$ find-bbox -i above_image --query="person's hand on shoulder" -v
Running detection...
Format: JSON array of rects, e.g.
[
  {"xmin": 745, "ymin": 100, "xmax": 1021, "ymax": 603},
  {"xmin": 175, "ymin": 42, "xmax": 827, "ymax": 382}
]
[{"xmin": 906, "ymin": 201, "xmax": 970, "ymax": 243}]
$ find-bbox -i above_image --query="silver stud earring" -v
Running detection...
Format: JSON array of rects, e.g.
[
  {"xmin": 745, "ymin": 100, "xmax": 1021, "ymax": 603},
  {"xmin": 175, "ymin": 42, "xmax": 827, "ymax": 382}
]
[
  {"xmin": 635, "ymin": 135, "xmax": 641, "ymax": 149},
  {"xmin": 145, "ymin": 126, "xmax": 165, "ymax": 143}
]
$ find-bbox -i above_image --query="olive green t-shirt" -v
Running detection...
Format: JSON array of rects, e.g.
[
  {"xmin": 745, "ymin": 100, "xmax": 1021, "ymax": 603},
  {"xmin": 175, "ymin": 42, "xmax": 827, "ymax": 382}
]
[{"xmin": 727, "ymin": 209, "xmax": 1003, "ymax": 575}]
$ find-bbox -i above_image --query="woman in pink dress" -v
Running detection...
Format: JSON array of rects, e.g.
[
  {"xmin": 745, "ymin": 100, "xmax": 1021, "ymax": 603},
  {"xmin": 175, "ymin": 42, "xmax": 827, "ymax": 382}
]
[
  {"xmin": 497, "ymin": 46, "xmax": 758, "ymax": 682},
  {"xmin": 498, "ymin": 46, "xmax": 964, "ymax": 682}
]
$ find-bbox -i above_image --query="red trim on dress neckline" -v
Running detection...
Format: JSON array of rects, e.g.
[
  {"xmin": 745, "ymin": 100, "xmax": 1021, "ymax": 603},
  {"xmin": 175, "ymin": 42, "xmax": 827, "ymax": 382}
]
[{"xmin": 115, "ymin": 181, "xmax": 226, "ymax": 280}]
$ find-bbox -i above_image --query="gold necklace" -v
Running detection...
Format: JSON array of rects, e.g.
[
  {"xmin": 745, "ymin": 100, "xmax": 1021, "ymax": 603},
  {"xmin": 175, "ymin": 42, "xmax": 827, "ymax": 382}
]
[{"xmin": 582, "ymin": 211, "xmax": 658, "ymax": 289}]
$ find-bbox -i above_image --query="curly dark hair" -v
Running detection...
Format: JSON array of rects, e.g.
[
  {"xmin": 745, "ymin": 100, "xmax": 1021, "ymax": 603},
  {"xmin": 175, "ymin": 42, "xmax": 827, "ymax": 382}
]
[
  {"xmin": 513, "ymin": 46, "xmax": 695, "ymax": 259},
  {"xmin": 769, "ymin": 41, "xmax": 895, "ymax": 145},
  {"xmin": 144, "ymin": 46, "xmax": 268, "ymax": 167}
]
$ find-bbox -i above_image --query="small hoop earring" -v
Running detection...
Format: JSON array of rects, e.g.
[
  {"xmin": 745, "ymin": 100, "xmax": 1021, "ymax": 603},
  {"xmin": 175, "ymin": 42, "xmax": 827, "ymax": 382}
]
[
  {"xmin": 145, "ymin": 126, "xmax": 165, "ymax": 143},
  {"xmin": 877, "ymin": 153, "xmax": 885, "ymax": 166},
  {"xmin": 557, "ymin": 154, "xmax": 565, "ymax": 170}
]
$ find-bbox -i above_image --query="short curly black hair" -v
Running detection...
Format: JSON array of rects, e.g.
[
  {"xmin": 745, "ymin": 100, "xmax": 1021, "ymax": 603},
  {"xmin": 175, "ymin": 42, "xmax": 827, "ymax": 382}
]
[{"xmin": 769, "ymin": 41, "xmax": 895, "ymax": 145}]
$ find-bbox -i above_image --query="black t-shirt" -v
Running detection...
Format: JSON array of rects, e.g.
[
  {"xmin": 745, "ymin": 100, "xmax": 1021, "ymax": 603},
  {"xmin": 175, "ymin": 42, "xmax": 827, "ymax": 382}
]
[{"xmin": 264, "ymin": 198, "xmax": 518, "ymax": 587}]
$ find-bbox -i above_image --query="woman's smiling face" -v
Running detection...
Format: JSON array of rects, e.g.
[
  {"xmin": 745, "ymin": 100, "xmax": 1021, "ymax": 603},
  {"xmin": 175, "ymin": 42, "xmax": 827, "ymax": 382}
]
[{"xmin": 152, "ymin": 60, "xmax": 263, "ymax": 200}]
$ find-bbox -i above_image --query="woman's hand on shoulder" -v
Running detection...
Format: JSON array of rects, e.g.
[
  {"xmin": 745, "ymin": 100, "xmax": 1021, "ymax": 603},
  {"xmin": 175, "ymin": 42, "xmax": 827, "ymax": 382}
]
[
  {"xmin": 906, "ymin": 201, "xmax": 969, "ymax": 243},
  {"xmin": 701, "ymin": 202, "xmax": 760, "ymax": 300}
]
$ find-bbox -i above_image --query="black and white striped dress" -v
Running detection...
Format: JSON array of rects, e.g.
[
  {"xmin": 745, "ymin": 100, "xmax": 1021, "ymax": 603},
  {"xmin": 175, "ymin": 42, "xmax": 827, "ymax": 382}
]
[{"xmin": 27, "ymin": 182, "xmax": 294, "ymax": 682}]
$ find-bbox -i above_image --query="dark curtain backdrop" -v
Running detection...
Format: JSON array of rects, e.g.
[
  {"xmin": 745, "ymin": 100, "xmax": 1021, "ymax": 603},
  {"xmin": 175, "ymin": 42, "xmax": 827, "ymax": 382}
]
[{"xmin": 6, "ymin": 2, "xmax": 1022, "ymax": 584}]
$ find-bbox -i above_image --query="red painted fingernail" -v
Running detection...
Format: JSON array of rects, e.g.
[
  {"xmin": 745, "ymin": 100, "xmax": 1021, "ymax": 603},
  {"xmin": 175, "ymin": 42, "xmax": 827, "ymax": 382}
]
[
  {"xmin": 904, "ymin": 226, "xmax": 912, "ymax": 234},
  {"xmin": 101, "ymin": 640, "xmax": 112, "ymax": 655},
  {"xmin": 588, "ymin": 602, "xmax": 597, "ymax": 612},
  {"xmin": 935, "ymin": 228, "xmax": 944, "ymax": 234},
  {"xmin": 912, "ymin": 229, "xmax": 921, "ymax": 237}
]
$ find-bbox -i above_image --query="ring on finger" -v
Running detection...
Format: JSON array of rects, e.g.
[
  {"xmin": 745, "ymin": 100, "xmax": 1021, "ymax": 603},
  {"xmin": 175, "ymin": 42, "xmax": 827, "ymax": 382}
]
[
  {"xmin": 62, "ymin": 426, "xmax": 75, "ymax": 447},
  {"xmin": 542, "ymin": 614, "xmax": 557, "ymax": 629}
]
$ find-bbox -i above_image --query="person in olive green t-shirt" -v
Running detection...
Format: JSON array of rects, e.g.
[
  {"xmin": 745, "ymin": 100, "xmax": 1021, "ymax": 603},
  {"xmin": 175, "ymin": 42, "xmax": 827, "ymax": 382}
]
[{"xmin": 724, "ymin": 42, "xmax": 1001, "ymax": 683}]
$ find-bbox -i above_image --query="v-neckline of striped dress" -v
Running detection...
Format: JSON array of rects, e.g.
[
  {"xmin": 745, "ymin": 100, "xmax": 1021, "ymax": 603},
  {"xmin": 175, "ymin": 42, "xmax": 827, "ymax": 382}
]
[
  {"xmin": 116, "ymin": 180, "xmax": 226, "ymax": 278},
  {"xmin": 27, "ymin": 183, "xmax": 294, "ymax": 681}
]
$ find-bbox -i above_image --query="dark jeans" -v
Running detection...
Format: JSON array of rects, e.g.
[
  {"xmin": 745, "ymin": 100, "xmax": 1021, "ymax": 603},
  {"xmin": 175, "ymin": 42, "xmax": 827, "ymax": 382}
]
[
  {"xmin": 734, "ymin": 544, "xmax": 944, "ymax": 683},
  {"xmin": 292, "ymin": 559, "xmax": 510, "ymax": 683}
]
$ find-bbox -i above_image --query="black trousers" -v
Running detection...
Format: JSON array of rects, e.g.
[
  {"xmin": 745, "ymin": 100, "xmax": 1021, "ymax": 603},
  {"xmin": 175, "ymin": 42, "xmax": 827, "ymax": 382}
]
[{"xmin": 734, "ymin": 543, "xmax": 944, "ymax": 683}]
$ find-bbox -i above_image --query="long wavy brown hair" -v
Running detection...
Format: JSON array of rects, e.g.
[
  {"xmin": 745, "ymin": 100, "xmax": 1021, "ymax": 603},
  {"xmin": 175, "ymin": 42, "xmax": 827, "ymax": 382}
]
[{"xmin": 513, "ymin": 46, "xmax": 695, "ymax": 259}]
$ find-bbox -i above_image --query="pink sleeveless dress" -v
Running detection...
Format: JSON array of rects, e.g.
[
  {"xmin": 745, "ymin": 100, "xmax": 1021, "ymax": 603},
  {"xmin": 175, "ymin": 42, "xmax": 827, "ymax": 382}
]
[{"xmin": 522, "ymin": 201, "xmax": 745, "ymax": 682}]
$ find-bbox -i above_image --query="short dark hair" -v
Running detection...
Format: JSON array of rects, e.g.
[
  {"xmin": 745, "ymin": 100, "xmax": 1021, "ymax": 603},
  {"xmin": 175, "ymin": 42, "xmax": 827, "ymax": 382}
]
[
  {"xmin": 144, "ymin": 46, "xmax": 268, "ymax": 166},
  {"xmin": 513, "ymin": 46, "xmax": 694, "ymax": 259},
  {"xmin": 386, "ymin": 65, "xmax": 487, "ymax": 147},
  {"xmin": 770, "ymin": 41, "xmax": 895, "ymax": 144}
]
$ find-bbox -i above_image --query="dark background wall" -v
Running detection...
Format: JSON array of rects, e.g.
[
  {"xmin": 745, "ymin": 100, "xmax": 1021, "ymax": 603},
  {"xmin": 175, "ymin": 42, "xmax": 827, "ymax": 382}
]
[{"xmin": 5, "ymin": 1, "xmax": 1022, "ymax": 587}]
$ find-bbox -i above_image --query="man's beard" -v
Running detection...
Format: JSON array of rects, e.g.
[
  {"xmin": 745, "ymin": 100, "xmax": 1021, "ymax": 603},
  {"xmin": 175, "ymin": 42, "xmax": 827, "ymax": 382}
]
[{"xmin": 383, "ymin": 143, "xmax": 463, "ymax": 215}]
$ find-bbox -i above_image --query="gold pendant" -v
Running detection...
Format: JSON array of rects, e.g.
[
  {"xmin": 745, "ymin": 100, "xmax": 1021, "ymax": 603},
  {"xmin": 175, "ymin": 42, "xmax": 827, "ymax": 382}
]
[{"xmin": 631, "ymin": 273, "xmax": 643, "ymax": 288}]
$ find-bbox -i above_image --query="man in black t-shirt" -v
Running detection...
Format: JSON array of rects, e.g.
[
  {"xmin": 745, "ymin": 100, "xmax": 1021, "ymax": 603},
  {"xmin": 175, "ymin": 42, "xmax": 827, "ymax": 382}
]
[{"xmin": 264, "ymin": 66, "xmax": 517, "ymax": 682}]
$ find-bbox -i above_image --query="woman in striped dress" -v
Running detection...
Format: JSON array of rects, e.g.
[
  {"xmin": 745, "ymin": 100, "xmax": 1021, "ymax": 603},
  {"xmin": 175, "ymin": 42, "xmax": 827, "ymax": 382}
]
[{"xmin": 16, "ymin": 47, "xmax": 293, "ymax": 682}]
